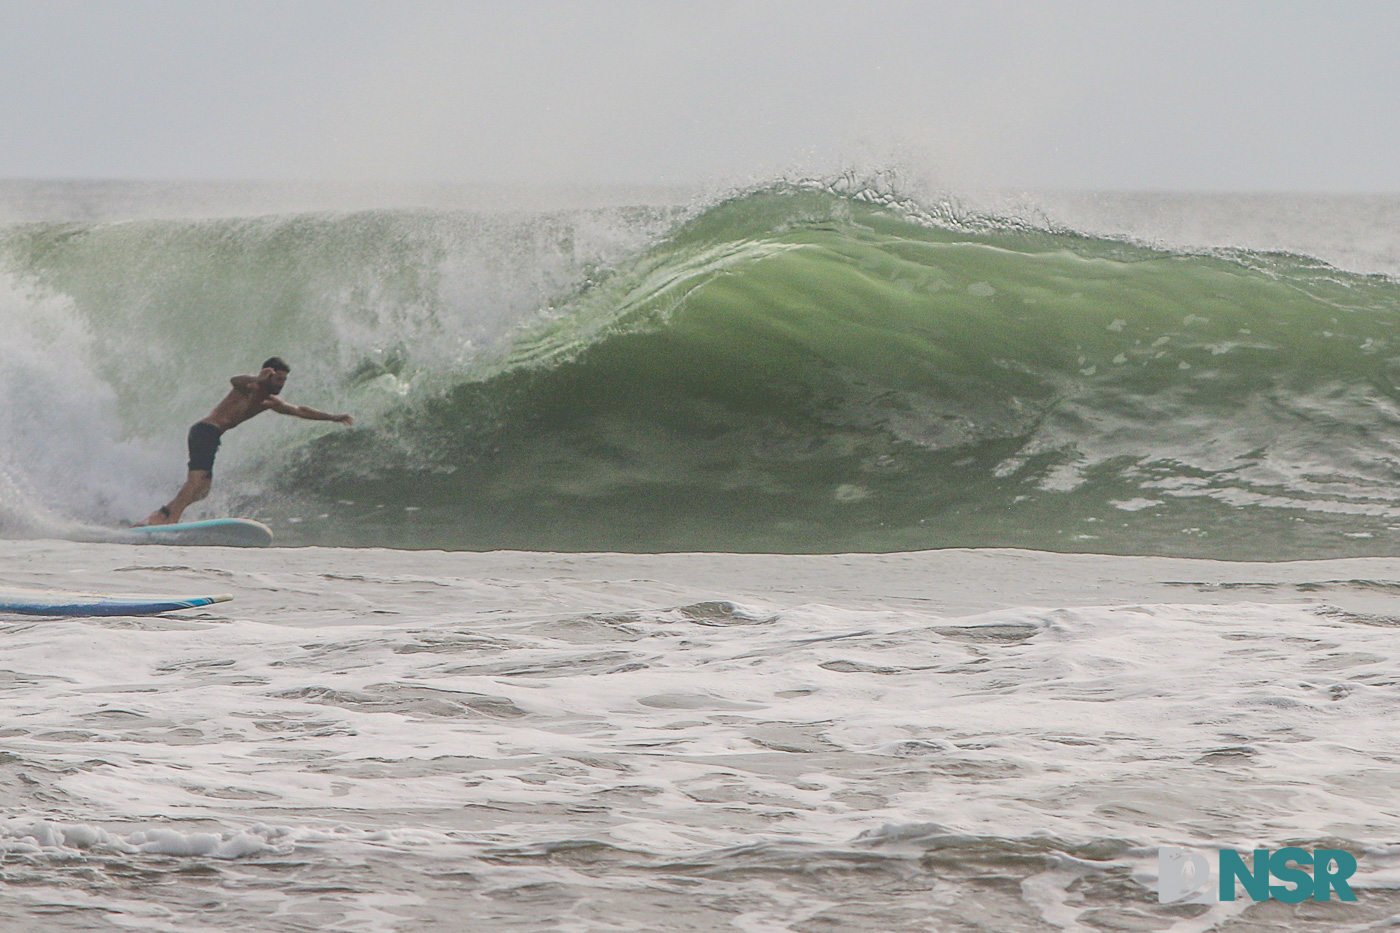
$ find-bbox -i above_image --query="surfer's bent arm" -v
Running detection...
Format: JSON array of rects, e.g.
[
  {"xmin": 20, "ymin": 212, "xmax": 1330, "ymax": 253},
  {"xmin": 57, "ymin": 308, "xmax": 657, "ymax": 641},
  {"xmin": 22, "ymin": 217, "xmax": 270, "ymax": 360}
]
[
  {"xmin": 232, "ymin": 366, "xmax": 282, "ymax": 393},
  {"xmin": 267, "ymin": 397, "xmax": 354, "ymax": 425}
]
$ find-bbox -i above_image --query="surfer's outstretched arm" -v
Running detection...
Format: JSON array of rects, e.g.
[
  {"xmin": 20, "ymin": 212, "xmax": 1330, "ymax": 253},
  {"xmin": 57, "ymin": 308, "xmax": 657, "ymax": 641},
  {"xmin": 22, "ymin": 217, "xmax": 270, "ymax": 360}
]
[{"xmin": 268, "ymin": 397, "xmax": 353, "ymax": 425}]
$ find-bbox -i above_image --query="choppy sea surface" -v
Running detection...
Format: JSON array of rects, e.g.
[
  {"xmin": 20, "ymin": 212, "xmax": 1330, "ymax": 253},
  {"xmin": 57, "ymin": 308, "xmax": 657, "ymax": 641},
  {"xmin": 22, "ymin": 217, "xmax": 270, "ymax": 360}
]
[
  {"xmin": 6, "ymin": 180, "xmax": 1400, "ymax": 930},
  {"xmin": 10, "ymin": 543, "xmax": 1400, "ymax": 932}
]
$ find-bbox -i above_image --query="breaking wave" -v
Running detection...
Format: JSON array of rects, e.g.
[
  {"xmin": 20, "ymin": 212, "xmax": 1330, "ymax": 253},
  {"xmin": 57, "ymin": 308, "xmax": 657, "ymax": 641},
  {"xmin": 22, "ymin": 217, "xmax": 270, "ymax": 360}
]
[{"xmin": 6, "ymin": 180, "xmax": 1400, "ymax": 556}]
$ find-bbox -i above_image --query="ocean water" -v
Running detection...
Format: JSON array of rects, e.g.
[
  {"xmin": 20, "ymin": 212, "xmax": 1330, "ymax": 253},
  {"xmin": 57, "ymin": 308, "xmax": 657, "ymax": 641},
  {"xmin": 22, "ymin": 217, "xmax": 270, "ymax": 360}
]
[{"xmin": 5, "ymin": 178, "xmax": 1400, "ymax": 930}]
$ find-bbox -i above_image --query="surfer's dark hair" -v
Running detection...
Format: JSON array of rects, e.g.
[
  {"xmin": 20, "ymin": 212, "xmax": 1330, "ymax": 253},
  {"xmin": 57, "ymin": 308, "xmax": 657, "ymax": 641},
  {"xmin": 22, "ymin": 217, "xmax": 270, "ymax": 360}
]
[{"xmin": 262, "ymin": 357, "xmax": 290, "ymax": 373}]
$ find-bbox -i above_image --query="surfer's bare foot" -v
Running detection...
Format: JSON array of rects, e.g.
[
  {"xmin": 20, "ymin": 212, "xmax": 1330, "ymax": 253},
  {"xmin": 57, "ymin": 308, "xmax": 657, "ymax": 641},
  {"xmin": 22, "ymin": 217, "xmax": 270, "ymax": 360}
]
[{"xmin": 138, "ymin": 506, "xmax": 175, "ymax": 527}]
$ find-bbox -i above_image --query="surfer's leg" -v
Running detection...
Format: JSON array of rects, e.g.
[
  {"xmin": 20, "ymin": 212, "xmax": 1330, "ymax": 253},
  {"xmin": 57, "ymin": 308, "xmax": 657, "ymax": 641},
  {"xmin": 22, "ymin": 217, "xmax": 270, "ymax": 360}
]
[
  {"xmin": 142, "ymin": 470, "xmax": 212, "ymax": 525},
  {"xmin": 138, "ymin": 422, "xmax": 222, "ymax": 525}
]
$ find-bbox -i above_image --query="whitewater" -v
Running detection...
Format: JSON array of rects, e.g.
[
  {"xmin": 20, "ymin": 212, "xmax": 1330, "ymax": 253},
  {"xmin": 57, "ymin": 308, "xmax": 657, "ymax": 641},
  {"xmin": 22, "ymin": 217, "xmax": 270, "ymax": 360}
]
[{"xmin": 6, "ymin": 179, "xmax": 1400, "ymax": 931}]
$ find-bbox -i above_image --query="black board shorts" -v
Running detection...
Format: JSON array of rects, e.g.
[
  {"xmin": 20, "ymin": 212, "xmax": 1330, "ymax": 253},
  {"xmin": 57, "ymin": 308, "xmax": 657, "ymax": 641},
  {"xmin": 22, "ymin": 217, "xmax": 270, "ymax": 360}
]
[{"xmin": 187, "ymin": 421, "xmax": 224, "ymax": 474}]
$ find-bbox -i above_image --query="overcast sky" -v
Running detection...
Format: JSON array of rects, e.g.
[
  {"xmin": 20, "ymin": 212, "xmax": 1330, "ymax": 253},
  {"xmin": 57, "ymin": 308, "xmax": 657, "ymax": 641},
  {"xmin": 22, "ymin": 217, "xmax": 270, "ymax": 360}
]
[{"xmin": 2, "ymin": 0, "xmax": 1397, "ymax": 191}]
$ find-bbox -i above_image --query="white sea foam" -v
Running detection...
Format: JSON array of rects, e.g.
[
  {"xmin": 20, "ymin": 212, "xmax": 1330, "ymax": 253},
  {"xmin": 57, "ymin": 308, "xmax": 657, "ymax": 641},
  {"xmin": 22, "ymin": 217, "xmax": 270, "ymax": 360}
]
[
  {"xmin": 0, "ymin": 273, "xmax": 170, "ymax": 532},
  {"xmin": 0, "ymin": 818, "xmax": 288, "ymax": 858}
]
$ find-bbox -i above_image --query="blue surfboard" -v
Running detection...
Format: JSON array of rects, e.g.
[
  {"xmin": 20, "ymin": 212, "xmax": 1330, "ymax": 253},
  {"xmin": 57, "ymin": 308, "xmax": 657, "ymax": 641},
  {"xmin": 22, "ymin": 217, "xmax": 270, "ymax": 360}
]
[
  {"xmin": 0, "ymin": 586, "xmax": 233, "ymax": 617},
  {"xmin": 124, "ymin": 518, "xmax": 274, "ymax": 548}
]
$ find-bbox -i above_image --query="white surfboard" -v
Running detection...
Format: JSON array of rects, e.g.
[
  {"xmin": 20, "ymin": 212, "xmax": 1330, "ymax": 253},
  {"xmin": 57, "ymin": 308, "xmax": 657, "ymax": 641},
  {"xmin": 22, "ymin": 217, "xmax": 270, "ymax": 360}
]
[
  {"xmin": 0, "ymin": 586, "xmax": 232, "ymax": 617},
  {"xmin": 123, "ymin": 518, "xmax": 274, "ymax": 547}
]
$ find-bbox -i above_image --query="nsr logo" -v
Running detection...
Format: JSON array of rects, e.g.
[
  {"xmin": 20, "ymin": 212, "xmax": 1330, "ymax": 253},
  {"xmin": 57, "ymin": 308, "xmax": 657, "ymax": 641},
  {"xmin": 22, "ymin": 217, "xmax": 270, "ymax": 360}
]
[{"xmin": 1159, "ymin": 847, "xmax": 1358, "ymax": 904}]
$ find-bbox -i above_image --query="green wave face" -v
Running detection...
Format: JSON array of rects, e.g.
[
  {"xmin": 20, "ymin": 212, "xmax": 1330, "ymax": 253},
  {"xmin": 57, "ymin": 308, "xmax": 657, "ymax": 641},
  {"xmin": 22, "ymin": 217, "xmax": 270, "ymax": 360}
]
[{"xmin": 280, "ymin": 187, "xmax": 1400, "ymax": 556}]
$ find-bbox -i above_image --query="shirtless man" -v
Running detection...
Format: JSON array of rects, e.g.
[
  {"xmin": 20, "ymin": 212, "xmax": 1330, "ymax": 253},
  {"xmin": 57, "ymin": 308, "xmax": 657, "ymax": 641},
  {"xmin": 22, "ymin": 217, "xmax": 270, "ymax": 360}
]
[{"xmin": 138, "ymin": 357, "xmax": 353, "ymax": 526}]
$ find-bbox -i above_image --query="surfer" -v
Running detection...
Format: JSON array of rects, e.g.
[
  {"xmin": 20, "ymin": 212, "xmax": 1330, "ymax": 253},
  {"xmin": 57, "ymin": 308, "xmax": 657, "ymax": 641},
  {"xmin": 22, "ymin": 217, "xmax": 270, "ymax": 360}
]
[{"xmin": 137, "ymin": 358, "xmax": 353, "ymax": 526}]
